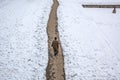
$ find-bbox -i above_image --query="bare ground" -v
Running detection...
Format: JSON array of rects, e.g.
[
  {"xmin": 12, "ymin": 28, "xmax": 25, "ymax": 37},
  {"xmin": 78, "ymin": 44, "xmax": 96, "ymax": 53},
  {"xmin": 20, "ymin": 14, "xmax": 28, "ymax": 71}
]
[{"xmin": 46, "ymin": 0, "xmax": 66, "ymax": 80}]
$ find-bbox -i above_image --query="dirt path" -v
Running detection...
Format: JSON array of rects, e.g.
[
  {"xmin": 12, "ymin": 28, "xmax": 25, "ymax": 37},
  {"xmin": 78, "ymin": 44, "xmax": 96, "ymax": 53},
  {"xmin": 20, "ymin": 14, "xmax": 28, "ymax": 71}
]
[{"xmin": 46, "ymin": 0, "xmax": 66, "ymax": 80}]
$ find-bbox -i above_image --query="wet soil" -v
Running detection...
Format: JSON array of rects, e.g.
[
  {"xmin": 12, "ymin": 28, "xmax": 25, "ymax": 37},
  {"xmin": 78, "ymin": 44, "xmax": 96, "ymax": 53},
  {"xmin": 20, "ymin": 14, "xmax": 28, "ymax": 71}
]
[{"xmin": 46, "ymin": 0, "xmax": 66, "ymax": 80}]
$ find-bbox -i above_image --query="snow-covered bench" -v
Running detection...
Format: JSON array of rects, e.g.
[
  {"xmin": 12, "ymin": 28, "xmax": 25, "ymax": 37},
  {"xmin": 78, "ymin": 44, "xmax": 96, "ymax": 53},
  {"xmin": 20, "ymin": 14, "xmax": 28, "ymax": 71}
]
[{"xmin": 82, "ymin": 4, "xmax": 120, "ymax": 13}]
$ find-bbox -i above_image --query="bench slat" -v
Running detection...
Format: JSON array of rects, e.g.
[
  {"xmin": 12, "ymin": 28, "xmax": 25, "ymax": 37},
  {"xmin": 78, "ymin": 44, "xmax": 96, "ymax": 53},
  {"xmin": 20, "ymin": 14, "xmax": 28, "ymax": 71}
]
[{"xmin": 82, "ymin": 5, "xmax": 120, "ymax": 8}]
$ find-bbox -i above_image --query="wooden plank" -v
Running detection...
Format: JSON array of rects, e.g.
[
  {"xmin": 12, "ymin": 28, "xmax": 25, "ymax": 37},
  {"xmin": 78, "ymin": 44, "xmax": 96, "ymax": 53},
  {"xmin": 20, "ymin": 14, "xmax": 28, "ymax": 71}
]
[{"xmin": 82, "ymin": 4, "xmax": 120, "ymax": 8}]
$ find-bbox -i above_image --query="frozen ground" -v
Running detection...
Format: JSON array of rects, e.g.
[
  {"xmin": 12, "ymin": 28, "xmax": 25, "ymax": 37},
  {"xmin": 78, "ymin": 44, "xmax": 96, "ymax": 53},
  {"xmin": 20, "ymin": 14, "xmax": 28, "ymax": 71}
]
[
  {"xmin": 0, "ymin": 0, "xmax": 52, "ymax": 80},
  {"xmin": 58, "ymin": 0, "xmax": 120, "ymax": 80},
  {"xmin": 1, "ymin": 0, "xmax": 120, "ymax": 80}
]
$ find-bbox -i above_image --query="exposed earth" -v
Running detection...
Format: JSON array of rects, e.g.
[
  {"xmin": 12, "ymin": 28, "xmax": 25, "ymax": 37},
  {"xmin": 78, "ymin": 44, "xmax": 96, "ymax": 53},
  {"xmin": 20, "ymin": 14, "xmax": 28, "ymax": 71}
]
[{"xmin": 46, "ymin": 0, "xmax": 66, "ymax": 80}]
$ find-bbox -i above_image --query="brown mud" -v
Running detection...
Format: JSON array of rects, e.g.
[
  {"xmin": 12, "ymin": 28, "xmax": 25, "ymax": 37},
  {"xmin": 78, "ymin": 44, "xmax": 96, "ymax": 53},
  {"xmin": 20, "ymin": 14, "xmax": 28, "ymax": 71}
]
[{"xmin": 46, "ymin": 0, "xmax": 66, "ymax": 80}]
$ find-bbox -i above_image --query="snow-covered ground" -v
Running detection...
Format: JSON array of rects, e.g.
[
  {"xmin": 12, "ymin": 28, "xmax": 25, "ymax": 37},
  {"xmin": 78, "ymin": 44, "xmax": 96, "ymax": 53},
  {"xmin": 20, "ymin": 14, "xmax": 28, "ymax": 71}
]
[
  {"xmin": 0, "ymin": 0, "xmax": 52, "ymax": 80},
  {"xmin": 1, "ymin": 0, "xmax": 120, "ymax": 80},
  {"xmin": 58, "ymin": 0, "xmax": 120, "ymax": 80}
]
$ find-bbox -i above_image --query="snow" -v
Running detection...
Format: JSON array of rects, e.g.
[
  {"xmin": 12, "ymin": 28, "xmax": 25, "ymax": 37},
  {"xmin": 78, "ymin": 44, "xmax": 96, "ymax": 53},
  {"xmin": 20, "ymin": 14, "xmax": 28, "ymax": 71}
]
[
  {"xmin": 0, "ymin": 0, "xmax": 52, "ymax": 80},
  {"xmin": 58, "ymin": 0, "xmax": 120, "ymax": 80},
  {"xmin": 1, "ymin": 0, "xmax": 120, "ymax": 80}
]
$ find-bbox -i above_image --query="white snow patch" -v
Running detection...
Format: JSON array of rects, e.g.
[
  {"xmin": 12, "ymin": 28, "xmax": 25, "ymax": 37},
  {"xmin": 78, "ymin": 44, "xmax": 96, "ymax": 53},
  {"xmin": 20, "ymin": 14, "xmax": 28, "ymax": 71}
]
[
  {"xmin": 58, "ymin": 0, "xmax": 120, "ymax": 80},
  {"xmin": 0, "ymin": 0, "xmax": 52, "ymax": 80}
]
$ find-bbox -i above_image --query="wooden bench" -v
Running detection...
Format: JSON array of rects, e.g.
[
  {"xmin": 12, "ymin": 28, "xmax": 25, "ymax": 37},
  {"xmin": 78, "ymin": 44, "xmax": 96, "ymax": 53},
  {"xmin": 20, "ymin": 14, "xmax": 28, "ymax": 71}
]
[{"xmin": 82, "ymin": 4, "xmax": 120, "ymax": 13}]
